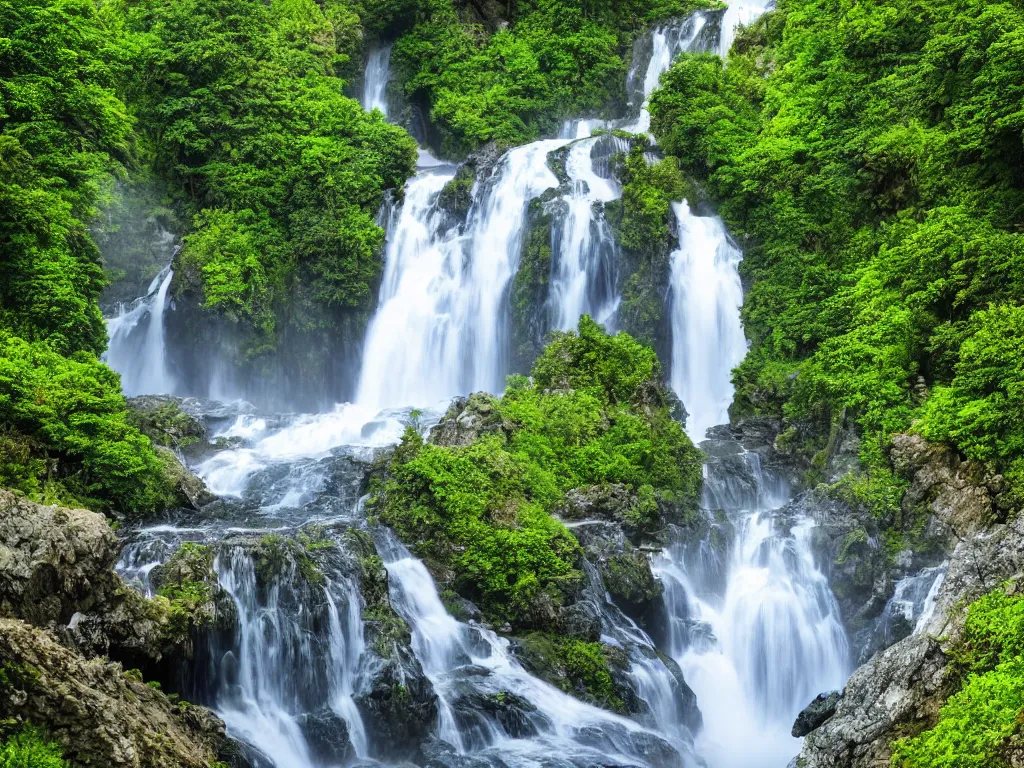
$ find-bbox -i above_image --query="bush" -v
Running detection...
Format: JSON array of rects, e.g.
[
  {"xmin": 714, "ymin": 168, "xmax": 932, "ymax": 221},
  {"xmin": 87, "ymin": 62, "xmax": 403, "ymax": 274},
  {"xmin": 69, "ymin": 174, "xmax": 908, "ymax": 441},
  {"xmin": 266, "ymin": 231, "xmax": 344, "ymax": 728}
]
[
  {"xmin": 0, "ymin": 333, "xmax": 171, "ymax": 513},
  {"xmin": 0, "ymin": 728, "xmax": 69, "ymax": 768},
  {"xmin": 370, "ymin": 318, "xmax": 702, "ymax": 627},
  {"xmin": 892, "ymin": 589, "xmax": 1024, "ymax": 768}
]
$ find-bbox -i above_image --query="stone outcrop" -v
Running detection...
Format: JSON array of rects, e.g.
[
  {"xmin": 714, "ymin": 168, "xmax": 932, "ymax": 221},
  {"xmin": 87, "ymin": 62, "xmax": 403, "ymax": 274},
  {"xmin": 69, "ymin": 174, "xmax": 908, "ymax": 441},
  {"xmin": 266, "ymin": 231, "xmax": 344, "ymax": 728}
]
[
  {"xmin": 793, "ymin": 442, "xmax": 1023, "ymax": 768},
  {"xmin": 429, "ymin": 393, "xmax": 505, "ymax": 448},
  {"xmin": 0, "ymin": 618, "xmax": 232, "ymax": 768},
  {"xmin": 0, "ymin": 489, "xmax": 236, "ymax": 766}
]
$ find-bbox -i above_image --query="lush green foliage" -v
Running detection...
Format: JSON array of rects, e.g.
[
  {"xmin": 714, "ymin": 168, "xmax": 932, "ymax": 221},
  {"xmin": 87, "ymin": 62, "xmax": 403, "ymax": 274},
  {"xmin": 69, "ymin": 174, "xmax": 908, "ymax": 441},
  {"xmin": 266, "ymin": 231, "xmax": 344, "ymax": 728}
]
[
  {"xmin": 0, "ymin": 333, "xmax": 174, "ymax": 512},
  {"xmin": 892, "ymin": 588, "xmax": 1024, "ymax": 767},
  {"xmin": 118, "ymin": 0, "xmax": 418, "ymax": 344},
  {"xmin": 0, "ymin": 728, "xmax": 69, "ymax": 768},
  {"xmin": 370, "ymin": 317, "xmax": 702, "ymax": 627},
  {"xmin": 0, "ymin": 1, "xmax": 177, "ymax": 514},
  {"xmin": 648, "ymin": 0, "xmax": 1024, "ymax": 498},
  {"xmin": 390, "ymin": 0, "xmax": 713, "ymax": 156},
  {"xmin": 606, "ymin": 139, "xmax": 692, "ymax": 349}
]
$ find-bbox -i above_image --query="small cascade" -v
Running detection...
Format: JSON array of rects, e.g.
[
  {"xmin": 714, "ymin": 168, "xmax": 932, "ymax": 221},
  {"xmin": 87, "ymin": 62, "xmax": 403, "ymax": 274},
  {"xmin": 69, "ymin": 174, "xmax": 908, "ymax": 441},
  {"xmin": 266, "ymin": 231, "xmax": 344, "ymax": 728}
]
[
  {"xmin": 356, "ymin": 140, "xmax": 567, "ymax": 410},
  {"xmin": 668, "ymin": 201, "xmax": 747, "ymax": 443},
  {"xmin": 718, "ymin": 0, "xmax": 774, "ymax": 58},
  {"xmin": 378, "ymin": 533, "xmax": 700, "ymax": 768},
  {"xmin": 550, "ymin": 138, "xmax": 621, "ymax": 330},
  {"xmin": 362, "ymin": 44, "xmax": 393, "ymax": 116},
  {"xmin": 654, "ymin": 448, "xmax": 849, "ymax": 768},
  {"xmin": 860, "ymin": 563, "xmax": 947, "ymax": 662},
  {"xmin": 105, "ymin": 263, "xmax": 177, "ymax": 396}
]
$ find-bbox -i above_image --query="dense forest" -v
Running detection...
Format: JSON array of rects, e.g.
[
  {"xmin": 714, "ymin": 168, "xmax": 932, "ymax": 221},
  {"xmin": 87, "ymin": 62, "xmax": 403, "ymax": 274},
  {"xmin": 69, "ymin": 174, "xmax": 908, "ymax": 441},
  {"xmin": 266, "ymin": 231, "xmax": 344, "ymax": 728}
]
[{"xmin": 2, "ymin": 0, "xmax": 1024, "ymax": 766}]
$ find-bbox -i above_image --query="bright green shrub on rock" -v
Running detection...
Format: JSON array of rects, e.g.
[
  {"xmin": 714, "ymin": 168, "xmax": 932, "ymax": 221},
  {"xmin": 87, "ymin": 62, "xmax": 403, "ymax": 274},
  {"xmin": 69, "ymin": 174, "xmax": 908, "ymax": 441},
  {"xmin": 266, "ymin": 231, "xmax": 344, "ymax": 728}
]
[
  {"xmin": 0, "ymin": 728, "xmax": 68, "ymax": 768},
  {"xmin": 891, "ymin": 588, "xmax": 1024, "ymax": 768},
  {"xmin": 370, "ymin": 317, "xmax": 703, "ymax": 628},
  {"xmin": 0, "ymin": 333, "xmax": 172, "ymax": 514}
]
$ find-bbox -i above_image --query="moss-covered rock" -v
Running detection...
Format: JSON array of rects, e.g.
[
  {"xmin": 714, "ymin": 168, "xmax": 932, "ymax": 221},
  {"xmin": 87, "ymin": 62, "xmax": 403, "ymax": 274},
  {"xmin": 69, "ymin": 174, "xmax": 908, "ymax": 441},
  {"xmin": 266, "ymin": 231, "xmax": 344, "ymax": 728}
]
[
  {"xmin": 437, "ymin": 164, "xmax": 476, "ymax": 223},
  {"xmin": 511, "ymin": 198, "xmax": 557, "ymax": 373},
  {"xmin": 511, "ymin": 633, "xmax": 627, "ymax": 714},
  {"xmin": 0, "ymin": 618, "xmax": 233, "ymax": 768},
  {"xmin": 343, "ymin": 529, "xmax": 412, "ymax": 659},
  {"xmin": 151, "ymin": 543, "xmax": 235, "ymax": 652},
  {"xmin": 127, "ymin": 396, "xmax": 206, "ymax": 449}
]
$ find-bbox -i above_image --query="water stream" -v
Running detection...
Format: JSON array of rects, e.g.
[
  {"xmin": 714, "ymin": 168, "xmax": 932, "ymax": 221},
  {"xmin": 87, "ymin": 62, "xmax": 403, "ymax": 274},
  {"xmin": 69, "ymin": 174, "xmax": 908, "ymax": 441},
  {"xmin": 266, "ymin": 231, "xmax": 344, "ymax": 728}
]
[{"xmin": 105, "ymin": 8, "xmax": 853, "ymax": 768}]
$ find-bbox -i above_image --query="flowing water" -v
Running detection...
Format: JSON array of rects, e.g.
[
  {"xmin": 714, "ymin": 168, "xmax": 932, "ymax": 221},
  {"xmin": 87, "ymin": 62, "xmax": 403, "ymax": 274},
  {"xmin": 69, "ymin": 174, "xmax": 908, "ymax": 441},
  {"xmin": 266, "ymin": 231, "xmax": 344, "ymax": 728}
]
[
  {"xmin": 668, "ymin": 202, "xmax": 747, "ymax": 444},
  {"xmin": 106, "ymin": 263, "xmax": 177, "ymax": 396},
  {"xmin": 106, "ymin": 7, "xmax": 853, "ymax": 768},
  {"xmin": 362, "ymin": 44, "xmax": 393, "ymax": 116}
]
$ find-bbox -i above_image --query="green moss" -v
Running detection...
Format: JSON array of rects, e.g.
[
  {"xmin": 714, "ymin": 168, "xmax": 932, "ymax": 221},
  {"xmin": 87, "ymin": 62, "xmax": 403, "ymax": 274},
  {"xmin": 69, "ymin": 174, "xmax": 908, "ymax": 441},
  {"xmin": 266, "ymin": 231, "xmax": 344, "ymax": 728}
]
[
  {"xmin": 369, "ymin": 318, "xmax": 702, "ymax": 629},
  {"xmin": 514, "ymin": 633, "xmax": 625, "ymax": 713},
  {"xmin": 511, "ymin": 198, "xmax": 555, "ymax": 372},
  {"xmin": 0, "ymin": 728, "xmax": 69, "ymax": 768}
]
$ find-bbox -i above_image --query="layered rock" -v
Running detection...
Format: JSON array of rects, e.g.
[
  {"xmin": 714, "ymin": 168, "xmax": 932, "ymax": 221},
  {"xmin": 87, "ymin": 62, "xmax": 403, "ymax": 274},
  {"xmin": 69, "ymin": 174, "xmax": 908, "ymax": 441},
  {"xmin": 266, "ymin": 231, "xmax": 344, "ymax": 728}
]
[
  {"xmin": 0, "ymin": 489, "xmax": 235, "ymax": 766},
  {"xmin": 0, "ymin": 619, "xmax": 233, "ymax": 768},
  {"xmin": 793, "ymin": 437, "xmax": 1020, "ymax": 768}
]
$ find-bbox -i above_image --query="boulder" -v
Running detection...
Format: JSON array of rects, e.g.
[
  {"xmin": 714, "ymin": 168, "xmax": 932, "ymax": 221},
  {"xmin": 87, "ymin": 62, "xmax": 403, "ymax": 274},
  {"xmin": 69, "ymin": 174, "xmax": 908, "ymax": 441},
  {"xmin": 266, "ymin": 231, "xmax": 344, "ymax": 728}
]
[
  {"xmin": 0, "ymin": 489, "xmax": 121, "ymax": 626},
  {"xmin": 429, "ymin": 393, "xmax": 505, "ymax": 448},
  {"xmin": 0, "ymin": 618, "xmax": 232, "ymax": 768},
  {"xmin": 792, "ymin": 691, "xmax": 841, "ymax": 737}
]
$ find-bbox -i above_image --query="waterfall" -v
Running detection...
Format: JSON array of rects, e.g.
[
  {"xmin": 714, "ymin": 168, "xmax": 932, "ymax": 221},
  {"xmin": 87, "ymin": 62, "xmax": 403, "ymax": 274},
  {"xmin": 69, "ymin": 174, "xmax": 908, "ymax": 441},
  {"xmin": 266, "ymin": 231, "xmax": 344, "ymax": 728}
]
[
  {"xmin": 362, "ymin": 44, "xmax": 392, "ymax": 116},
  {"xmin": 105, "ymin": 263, "xmax": 177, "ymax": 396},
  {"xmin": 378, "ymin": 533, "xmax": 701, "ymax": 767},
  {"xmin": 654, "ymin": 454, "xmax": 849, "ymax": 768},
  {"xmin": 718, "ymin": 0, "xmax": 774, "ymax": 58},
  {"xmin": 356, "ymin": 140, "xmax": 567, "ymax": 410},
  {"xmin": 550, "ymin": 139, "xmax": 621, "ymax": 331},
  {"xmin": 668, "ymin": 201, "xmax": 748, "ymax": 443}
]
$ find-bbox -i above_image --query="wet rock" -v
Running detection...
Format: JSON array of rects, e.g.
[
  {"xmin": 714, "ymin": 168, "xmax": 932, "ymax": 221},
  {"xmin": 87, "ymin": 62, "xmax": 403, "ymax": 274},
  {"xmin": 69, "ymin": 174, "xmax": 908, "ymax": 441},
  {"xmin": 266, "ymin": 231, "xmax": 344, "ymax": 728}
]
[
  {"xmin": 298, "ymin": 708, "xmax": 353, "ymax": 765},
  {"xmin": 569, "ymin": 519, "xmax": 662, "ymax": 623},
  {"xmin": 450, "ymin": 684, "xmax": 543, "ymax": 740},
  {"xmin": 429, "ymin": 393, "xmax": 505, "ymax": 448},
  {"xmin": 792, "ymin": 691, "xmax": 841, "ymax": 737},
  {"xmin": 156, "ymin": 445, "xmax": 218, "ymax": 510},
  {"xmin": 355, "ymin": 654, "xmax": 439, "ymax": 761},
  {"xmin": 796, "ymin": 501, "xmax": 1024, "ymax": 768},
  {"xmin": 0, "ymin": 488, "xmax": 122, "ymax": 626},
  {"xmin": 0, "ymin": 618, "xmax": 232, "ymax": 768},
  {"xmin": 127, "ymin": 395, "xmax": 207, "ymax": 448},
  {"xmin": 437, "ymin": 164, "xmax": 476, "ymax": 222},
  {"xmin": 419, "ymin": 737, "xmax": 507, "ymax": 768}
]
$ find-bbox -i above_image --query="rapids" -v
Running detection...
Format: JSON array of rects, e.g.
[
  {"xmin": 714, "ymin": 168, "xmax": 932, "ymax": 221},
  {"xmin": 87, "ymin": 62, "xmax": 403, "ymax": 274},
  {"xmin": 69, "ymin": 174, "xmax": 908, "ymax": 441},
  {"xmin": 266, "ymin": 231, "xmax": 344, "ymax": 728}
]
[{"xmin": 105, "ymin": 7, "xmax": 856, "ymax": 768}]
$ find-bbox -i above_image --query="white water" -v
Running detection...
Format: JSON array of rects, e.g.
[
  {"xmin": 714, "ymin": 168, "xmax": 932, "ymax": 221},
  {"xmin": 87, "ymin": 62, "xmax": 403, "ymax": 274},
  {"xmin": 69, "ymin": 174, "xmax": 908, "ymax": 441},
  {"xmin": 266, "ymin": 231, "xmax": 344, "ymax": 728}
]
[
  {"xmin": 105, "ymin": 264, "xmax": 177, "ymax": 396},
  {"xmin": 718, "ymin": 0, "xmax": 774, "ymax": 58},
  {"xmin": 654, "ymin": 461, "xmax": 849, "ymax": 768},
  {"xmin": 550, "ymin": 138, "xmax": 620, "ymax": 330},
  {"xmin": 668, "ymin": 201, "xmax": 748, "ymax": 443},
  {"xmin": 362, "ymin": 44, "xmax": 392, "ymax": 116},
  {"xmin": 380, "ymin": 535, "xmax": 700, "ymax": 767},
  {"xmin": 356, "ymin": 140, "xmax": 567, "ymax": 410}
]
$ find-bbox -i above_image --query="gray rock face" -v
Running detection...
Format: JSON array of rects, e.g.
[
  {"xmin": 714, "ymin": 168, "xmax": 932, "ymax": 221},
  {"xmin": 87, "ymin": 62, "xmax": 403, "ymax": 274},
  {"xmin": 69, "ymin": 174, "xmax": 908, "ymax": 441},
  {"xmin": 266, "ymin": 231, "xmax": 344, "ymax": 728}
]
[
  {"xmin": 0, "ymin": 489, "xmax": 122, "ymax": 626},
  {"xmin": 795, "ymin": 503, "xmax": 1024, "ymax": 768},
  {"xmin": 429, "ymin": 393, "xmax": 505, "ymax": 448},
  {"xmin": 792, "ymin": 691, "xmax": 842, "ymax": 737},
  {"xmin": 0, "ymin": 618, "xmax": 231, "ymax": 768}
]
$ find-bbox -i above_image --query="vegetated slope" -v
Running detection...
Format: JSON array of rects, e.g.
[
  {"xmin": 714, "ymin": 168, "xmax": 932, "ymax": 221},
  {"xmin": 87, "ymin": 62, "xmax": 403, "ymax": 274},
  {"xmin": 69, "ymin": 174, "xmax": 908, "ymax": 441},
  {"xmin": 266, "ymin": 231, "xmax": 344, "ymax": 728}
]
[
  {"xmin": 381, "ymin": 0, "xmax": 716, "ymax": 156},
  {"xmin": 645, "ymin": 0, "xmax": 1024, "ymax": 760}
]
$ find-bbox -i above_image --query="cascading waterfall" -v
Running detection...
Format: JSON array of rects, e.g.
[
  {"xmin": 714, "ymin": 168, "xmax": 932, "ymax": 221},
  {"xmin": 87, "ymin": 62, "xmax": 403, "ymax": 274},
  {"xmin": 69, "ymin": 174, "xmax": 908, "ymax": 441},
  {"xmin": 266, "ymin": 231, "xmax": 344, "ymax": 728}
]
[
  {"xmin": 378, "ymin": 534, "xmax": 701, "ymax": 768},
  {"xmin": 549, "ymin": 138, "xmax": 621, "ymax": 330},
  {"xmin": 362, "ymin": 44, "xmax": 392, "ymax": 116},
  {"xmin": 356, "ymin": 140, "xmax": 567, "ymax": 410},
  {"xmin": 718, "ymin": 0, "xmax": 774, "ymax": 59},
  {"xmin": 105, "ymin": 263, "xmax": 177, "ymax": 396},
  {"xmin": 106, "ymin": 7, "xmax": 858, "ymax": 768},
  {"xmin": 654, "ymin": 453, "xmax": 849, "ymax": 768},
  {"xmin": 668, "ymin": 201, "xmax": 748, "ymax": 444}
]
